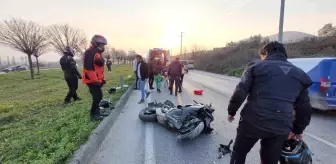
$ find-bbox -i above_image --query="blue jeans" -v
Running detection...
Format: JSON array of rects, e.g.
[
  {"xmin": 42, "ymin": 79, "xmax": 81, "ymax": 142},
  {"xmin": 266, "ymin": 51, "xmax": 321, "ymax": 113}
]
[{"xmin": 138, "ymin": 80, "xmax": 147, "ymax": 100}]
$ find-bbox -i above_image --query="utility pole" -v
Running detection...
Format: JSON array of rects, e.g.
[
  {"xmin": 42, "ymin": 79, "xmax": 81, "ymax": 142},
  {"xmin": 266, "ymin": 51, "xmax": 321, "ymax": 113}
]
[
  {"xmin": 278, "ymin": 0, "xmax": 285, "ymax": 43},
  {"xmin": 180, "ymin": 32, "xmax": 184, "ymax": 59}
]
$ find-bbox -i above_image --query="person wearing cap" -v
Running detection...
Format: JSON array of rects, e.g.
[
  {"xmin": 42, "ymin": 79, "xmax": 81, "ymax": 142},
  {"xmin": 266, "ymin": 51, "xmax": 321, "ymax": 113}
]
[
  {"xmin": 82, "ymin": 35, "xmax": 107, "ymax": 121},
  {"xmin": 227, "ymin": 41, "xmax": 313, "ymax": 164},
  {"xmin": 59, "ymin": 46, "xmax": 82, "ymax": 105}
]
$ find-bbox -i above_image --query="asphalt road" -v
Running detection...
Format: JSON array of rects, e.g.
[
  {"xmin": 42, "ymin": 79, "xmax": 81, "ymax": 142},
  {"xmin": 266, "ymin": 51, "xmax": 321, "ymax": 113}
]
[{"xmin": 91, "ymin": 70, "xmax": 336, "ymax": 164}]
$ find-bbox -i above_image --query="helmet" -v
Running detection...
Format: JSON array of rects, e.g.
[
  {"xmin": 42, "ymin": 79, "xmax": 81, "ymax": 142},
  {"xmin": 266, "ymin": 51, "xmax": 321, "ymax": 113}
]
[
  {"xmin": 91, "ymin": 35, "xmax": 107, "ymax": 53},
  {"xmin": 279, "ymin": 139, "xmax": 312, "ymax": 164},
  {"xmin": 99, "ymin": 99, "xmax": 110, "ymax": 109},
  {"xmin": 63, "ymin": 46, "xmax": 75, "ymax": 57},
  {"xmin": 177, "ymin": 118, "xmax": 204, "ymax": 140}
]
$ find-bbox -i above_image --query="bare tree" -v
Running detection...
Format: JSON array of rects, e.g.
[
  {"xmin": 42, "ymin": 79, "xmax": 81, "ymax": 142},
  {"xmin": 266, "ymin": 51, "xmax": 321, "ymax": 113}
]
[
  {"xmin": 103, "ymin": 46, "xmax": 113, "ymax": 60},
  {"xmin": 34, "ymin": 43, "xmax": 50, "ymax": 75},
  {"xmin": 0, "ymin": 18, "xmax": 47, "ymax": 79},
  {"xmin": 115, "ymin": 49, "xmax": 126, "ymax": 64},
  {"xmin": 190, "ymin": 44, "xmax": 206, "ymax": 60},
  {"xmin": 47, "ymin": 24, "xmax": 87, "ymax": 55},
  {"xmin": 318, "ymin": 23, "xmax": 336, "ymax": 37}
]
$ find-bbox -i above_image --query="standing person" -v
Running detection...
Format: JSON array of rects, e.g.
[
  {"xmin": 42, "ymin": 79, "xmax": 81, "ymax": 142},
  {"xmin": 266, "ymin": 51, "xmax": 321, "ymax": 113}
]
[
  {"xmin": 59, "ymin": 46, "xmax": 82, "ymax": 105},
  {"xmin": 227, "ymin": 41, "xmax": 313, "ymax": 164},
  {"xmin": 106, "ymin": 59, "xmax": 112, "ymax": 72},
  {"xmin": 153, "ymin": 59, "xmax": 163, "ymax": 93},
  {"xmin": 180, "ymin": 63, "xmax": 186, "ymax": 86},
  {"xmin": 148, "ymin": 61, "xmax": 155, "ymax": 90},
  {"xmin": 82, "ymin": 35, "xmax": 107, "ymax": 121},
  {"xmin": 132, "ymin": 57, "xmax": 139, "ymax": 90},
  {"xmin": 136, "ymin": 54, "xmax": 150, "ymax": 104},
  {"xmin": 168, "ymin": 57, "xmax": 183, "ymax": 96}
]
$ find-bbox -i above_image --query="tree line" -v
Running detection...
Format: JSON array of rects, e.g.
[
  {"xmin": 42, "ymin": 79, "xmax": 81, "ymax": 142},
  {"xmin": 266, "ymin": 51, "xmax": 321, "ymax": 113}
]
[
  {"xmin": 0, "ymin": 18, "xmax": 135, "ymax": 79},
  {"xmin": 183, "ymin": 23, "xmax": 336, "ymax": 76}
]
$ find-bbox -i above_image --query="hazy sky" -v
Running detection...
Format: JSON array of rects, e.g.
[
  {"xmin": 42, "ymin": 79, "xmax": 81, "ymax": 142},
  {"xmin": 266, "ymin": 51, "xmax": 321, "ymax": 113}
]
[{"xmin": 0, "ymin": 0, "xmax": 335, "ymax": 62}]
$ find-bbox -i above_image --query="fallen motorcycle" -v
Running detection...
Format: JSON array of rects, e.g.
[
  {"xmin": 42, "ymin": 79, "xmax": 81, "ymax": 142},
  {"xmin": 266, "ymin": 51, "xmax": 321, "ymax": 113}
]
[{"xmin": 138, "ymin": 100, "xmax": 215, "ymax": 139}]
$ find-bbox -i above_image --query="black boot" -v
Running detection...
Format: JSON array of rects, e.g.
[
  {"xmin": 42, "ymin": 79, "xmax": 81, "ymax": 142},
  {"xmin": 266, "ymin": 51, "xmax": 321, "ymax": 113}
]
[
  {"xmin": 90, "ymin": 114, "xmax": 104, "ymax": 121},
  {"xmin": 63, "ymin": 100, "xmax": 71, "ymax": 105},
  {"xmin": 73, "ymin": 96, "xmax": 82, "ymax": 101}
]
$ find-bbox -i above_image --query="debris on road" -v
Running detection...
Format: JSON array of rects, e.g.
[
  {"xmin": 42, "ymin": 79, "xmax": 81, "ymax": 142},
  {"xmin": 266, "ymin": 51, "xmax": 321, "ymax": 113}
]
[
  {"xmin": 194, "ymin": 89, "xmax": 203, "ymax": 95},
  {"xmin": 218, "ymin": 139, "xmax": 233, "ymax": 159}
]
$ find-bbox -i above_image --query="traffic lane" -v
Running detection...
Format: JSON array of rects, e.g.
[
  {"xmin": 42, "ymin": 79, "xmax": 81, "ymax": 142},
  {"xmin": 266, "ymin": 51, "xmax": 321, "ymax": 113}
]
[
  {"xmin": 91, "ymin": 91, "xmax": 145, "ymax": 164},
  {"xmin": 188, "ymin": 70, "xmax": 336, "ymax": 145},
  {"xmin": 151, "ymin": 78, "xmax": 261, "ymax": 164},
  {"xmin": 185, "ymin": 71, "xmax": 336, "ymax": 164}
]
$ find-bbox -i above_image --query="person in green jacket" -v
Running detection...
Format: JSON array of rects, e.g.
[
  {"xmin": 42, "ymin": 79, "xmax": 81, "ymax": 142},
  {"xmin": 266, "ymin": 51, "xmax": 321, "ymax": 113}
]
[{"xmin": 153, "ymin": 59, "xmax": 164, "ymax": 93}]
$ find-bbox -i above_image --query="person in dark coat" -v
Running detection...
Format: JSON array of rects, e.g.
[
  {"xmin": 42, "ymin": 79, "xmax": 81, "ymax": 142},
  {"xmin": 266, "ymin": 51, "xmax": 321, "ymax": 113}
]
[
  {"xmin": 227, "ymin": 41, "xmax": 313, "ymax": 164},
  {"xmin": 168, "ymin": 57, "xmax": 183, "ymax": 96},
  {"xmin": 106, "ymin": 60, "xmax": 112, "ymax": 72},
  {"xmin": 136, "ymin": 54, "xmax": 151, "ymax": 104},
  {"xmin": 59, "ymin": 46, "xmax": 82, "ymax": 105},
  {"xmin": 148, "ymin": 61, "xmax": 155, "ymax": 89}
]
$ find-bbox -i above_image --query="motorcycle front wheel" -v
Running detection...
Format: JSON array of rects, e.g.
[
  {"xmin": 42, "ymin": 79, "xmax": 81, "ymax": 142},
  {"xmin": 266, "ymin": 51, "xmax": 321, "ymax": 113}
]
[
  {"xmin": 177, "ymin": 121, "xmax": 205, "ymax": 140},
  {"xmin": 139, "ymin": 107, "xmax": 158, "ymax": 122}
]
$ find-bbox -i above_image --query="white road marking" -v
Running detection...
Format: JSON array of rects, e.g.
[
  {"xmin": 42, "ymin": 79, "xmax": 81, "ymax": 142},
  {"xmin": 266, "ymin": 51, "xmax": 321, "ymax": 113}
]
[
  {"xmin": 304, "ymin": 132, "xmax": 336, "ymax": 149},
  {"xmin": 144, "ymin": 81, "xmax": 156, "ymax": 164}
]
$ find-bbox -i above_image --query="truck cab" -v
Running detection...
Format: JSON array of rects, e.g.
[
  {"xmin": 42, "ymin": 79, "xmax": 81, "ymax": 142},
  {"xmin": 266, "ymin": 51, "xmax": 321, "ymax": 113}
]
[{"xmin": 147, "ymin": 48, "xmax": 171, "ymax": 67}]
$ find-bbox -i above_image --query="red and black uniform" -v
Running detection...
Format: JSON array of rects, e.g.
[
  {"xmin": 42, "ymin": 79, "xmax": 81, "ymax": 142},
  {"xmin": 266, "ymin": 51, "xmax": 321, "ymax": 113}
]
[{"xmin": 82, "ymin": 47, "xmax": 105, "ymax": 118}]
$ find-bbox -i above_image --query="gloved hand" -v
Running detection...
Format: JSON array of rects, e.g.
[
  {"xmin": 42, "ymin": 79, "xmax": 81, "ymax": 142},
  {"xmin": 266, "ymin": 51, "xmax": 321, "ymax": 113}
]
[
  {"xmin": 102, "ymin": 80, "xmax": 106, "ymax": 85},
  {"xmin": 78, "ymin": 75, "xmax": 82, "ymax": 79}
]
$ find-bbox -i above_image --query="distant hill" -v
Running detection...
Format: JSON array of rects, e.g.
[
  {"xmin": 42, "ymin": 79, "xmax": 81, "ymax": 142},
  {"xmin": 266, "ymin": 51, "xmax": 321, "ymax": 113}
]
[{"xmin": 266, "ymin": 31, "xmax": 316, "ymax": 43}]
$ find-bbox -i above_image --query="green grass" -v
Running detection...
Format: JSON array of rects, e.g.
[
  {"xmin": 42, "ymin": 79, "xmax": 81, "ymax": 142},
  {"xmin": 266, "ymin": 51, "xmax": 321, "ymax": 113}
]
[
  {"xmin": 227, "ymin": 67, "xmax": 244, "ymax": 77},
  {"xmin": 0, "ymin": 64, "xmax": 134, "ymax": 164}
]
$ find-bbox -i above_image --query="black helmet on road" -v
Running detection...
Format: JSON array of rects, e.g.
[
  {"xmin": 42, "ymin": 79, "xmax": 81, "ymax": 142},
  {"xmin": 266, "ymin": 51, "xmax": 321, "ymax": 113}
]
[
  {"xmin": 279, "ymin": 139, "xmax": 312, "ymax": 164},
  {"xmin": 91, "ymin": 35, "xmax": 107, "ymax": 53},
  {"xmin": 63, "ymin": 46, "xmax": 76, "ymax": 57}
]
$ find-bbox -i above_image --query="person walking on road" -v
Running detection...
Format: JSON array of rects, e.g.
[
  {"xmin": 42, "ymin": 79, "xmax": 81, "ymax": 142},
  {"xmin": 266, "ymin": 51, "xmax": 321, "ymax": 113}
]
[
  {"xmin": 59, "ymin": 46, "xmax": 82, "ymax": 105},
  {"xmin": 153, "ymin": 59, "xmax": 163, "ymax": 93},
  {"xmin": 148, "ymin": 61, "xmax": 155, "ymax": 90},
  {"xmin": 82, "ymin": 35, "xmax": 107, "ymax": 121},
  {"xmin": 227, "ymin": 41, "xmax": 313, "ymax": 164},
  {"xmin": 136, "ymin": 54, "xmax": 150, "ymax": 104},
  {"xmin": 180, "ymin": 63, "xmax": 186, "ymax": 86},
  {"xmin": 106, "ymin": 59, "xmax": 112, "ymax": 72},
  {"xmin": 132, "ymin": 57, "xmax": 139, "ymax": 90},
  {"xmin": 168, "ymin": 57, "xmax": 183, "ymax": 96}
]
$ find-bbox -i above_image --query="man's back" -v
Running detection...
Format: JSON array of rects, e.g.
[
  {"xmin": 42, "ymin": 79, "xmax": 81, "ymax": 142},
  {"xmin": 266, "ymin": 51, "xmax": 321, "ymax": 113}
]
[{"xmin": 241, "ymin": 54, "xmax": 312, "ymax": 134}]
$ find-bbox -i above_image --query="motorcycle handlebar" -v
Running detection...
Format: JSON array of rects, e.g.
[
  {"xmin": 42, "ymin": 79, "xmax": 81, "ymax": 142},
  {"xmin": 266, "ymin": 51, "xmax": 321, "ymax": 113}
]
[{"xmin": 193, "ymin": 100, "xmax": 212, "ymax": 106}]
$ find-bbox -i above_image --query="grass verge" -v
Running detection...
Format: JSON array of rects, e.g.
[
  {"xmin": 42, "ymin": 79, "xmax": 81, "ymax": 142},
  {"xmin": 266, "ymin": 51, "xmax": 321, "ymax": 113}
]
[{"xmin": 0, "ymin": 64, "xmax": 134, "ymax": 164}]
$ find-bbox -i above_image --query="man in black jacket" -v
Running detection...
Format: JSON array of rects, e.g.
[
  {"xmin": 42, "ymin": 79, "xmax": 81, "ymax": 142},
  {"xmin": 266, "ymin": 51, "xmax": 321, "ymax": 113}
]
[
  {"xmin": 106, "ymin": 60, "xmax": 112, "ymax": 72},
  {"xmin": 227, "ymin": 41, "xmax": 313, "ymax": 164},
  {"xmin": 136, "ymin": 54, "xmax": 150, "ymax": 104},
  {"xmin": 148, "ymin": 61, "xmax": 155, "ymax": 89},
  {"xmin": 59, "ymin": 46, "xmax": 82, "ymax": 105}
]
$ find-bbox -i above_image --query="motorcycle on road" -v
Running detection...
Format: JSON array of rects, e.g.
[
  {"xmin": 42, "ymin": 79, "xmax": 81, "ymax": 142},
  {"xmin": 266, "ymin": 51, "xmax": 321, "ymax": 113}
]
[{"xmin": 138, "ymin": 100, "xmax": 215, "ymax": 139}]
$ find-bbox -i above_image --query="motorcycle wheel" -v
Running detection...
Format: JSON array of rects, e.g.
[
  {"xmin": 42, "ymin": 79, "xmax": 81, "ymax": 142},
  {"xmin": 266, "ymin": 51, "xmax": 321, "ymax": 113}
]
[{"xmin": 139, "ymin": 107, "xmax": 158, "ymax": 122}]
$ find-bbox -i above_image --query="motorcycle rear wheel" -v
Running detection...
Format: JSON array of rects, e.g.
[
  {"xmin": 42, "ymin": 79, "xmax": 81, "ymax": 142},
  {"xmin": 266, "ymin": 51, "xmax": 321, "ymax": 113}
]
[{"xmin": 139, "ymin": 107, "xmax": 158, "ymax": 122}]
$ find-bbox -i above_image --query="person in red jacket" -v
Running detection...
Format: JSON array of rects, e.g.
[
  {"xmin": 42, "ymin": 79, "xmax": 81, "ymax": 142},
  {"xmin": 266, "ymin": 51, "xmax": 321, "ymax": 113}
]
[{"xmin": 82, "ymin": 34, "xmax": 107, "ymax": 121}]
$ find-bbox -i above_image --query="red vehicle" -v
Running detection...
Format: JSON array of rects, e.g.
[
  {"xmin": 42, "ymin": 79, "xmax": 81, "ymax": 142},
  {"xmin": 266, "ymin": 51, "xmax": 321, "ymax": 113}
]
[{"xmin": 147, "ymin": 48, "xmax": 171, "ymax": 67}]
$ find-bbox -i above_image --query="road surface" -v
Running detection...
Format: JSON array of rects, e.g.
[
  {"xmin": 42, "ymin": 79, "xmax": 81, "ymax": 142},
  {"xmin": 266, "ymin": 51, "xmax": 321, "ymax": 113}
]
[{"xmin": 91, "ymin": 70, "xmax": 336, "ymax": 164}]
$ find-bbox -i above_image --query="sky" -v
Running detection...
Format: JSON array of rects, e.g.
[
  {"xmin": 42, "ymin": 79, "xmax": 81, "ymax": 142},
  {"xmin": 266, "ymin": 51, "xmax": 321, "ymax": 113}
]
[{"xmin": 0, "ymin": 0, "xmax": 335, "ymax": 62}]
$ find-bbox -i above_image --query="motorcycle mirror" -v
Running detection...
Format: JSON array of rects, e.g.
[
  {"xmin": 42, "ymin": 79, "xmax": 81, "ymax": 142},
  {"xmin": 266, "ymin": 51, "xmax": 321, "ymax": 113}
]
[{"xmin": 210, "ymin": 103, "xmax": 212, "ymax": 107}]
